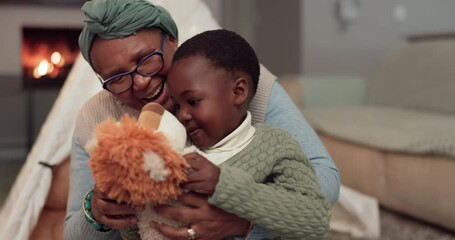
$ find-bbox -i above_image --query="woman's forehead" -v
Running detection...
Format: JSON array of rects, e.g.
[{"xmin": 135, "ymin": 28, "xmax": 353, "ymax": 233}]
[{"xmin": 90, "ymin": 31, "xmax": 163, "ymax": 72}]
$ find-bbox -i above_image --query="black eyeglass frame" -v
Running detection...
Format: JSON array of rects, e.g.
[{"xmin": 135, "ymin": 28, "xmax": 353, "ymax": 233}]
[{"xmin": 96, "ymin": 33, "xmax": 165, "ymax": 94}]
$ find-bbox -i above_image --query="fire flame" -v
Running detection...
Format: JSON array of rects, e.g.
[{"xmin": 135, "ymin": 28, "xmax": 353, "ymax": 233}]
[
  {"xmin": 22, "ymin": 27, "xmax": 81, "ymax": 84},
  {"xmin": 32, "ymin": 52, "xmax": 65, "ymax": 79},
  {"xmin": 51, "ymin": 51, "xmax": 65, "ymax": 67}
]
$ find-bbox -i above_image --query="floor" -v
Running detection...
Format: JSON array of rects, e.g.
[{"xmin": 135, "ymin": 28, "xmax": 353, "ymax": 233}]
[
  {"xmin": 328, "ymin": 207, "xmax": 455, "ymax": 240},
  {"xmin": 1, "ymin": 161, "xmax": 455, "ymax": 240}
]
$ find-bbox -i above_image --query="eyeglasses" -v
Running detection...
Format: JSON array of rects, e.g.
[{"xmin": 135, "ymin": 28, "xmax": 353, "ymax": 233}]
[{"xmin": 97, "ymin": 34, "xmax": 165, "ymax": 94}]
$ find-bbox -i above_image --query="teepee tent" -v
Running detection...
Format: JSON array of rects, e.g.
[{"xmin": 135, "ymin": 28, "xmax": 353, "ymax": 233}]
[{"xmin": 0, "ymin": 1, "xmax": 220, "ymax": 239}]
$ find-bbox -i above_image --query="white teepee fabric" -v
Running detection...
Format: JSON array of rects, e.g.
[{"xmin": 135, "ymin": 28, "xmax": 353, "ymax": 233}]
[
  {"xmin": 330, "ymin": 185, "xmax": 380, "ymax": 239},
  {"xmin": 0, "ymin": 1, "xmax": 219, "ymax": 239},
  {"xmin": 0, "ymin": 52, "xmax": 101, "ymax": 240},
  {"xmin": 0, "ymin": 1, "xmax": 379, "ymax": 239}
]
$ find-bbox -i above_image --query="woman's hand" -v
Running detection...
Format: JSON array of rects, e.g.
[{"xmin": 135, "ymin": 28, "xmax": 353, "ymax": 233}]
[
  {"xmin": 181, "ymin": 152, "xmax": 220, "ymax": 194},
  {"xmin": 90, "ymin": 186, "xmax": 144, "ymax": 229},
  {"xmin": 153, "ymin": 192, "xmax": 250, "ymax": 240},
  {"xmin": 153, "ymin": 153, "xmax": 249, "ymax": 239}
]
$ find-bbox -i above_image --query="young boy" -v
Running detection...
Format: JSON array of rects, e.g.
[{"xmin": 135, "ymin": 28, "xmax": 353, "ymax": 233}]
[{"xmin": 166, "ymin": 29, "xmax": 331, "ymax": 239}]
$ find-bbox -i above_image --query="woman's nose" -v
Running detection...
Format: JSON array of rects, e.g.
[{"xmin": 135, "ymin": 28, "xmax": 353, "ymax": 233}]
[{"xmin": 131, "ymin": 73, "xmax": 152, "ymax": 91}]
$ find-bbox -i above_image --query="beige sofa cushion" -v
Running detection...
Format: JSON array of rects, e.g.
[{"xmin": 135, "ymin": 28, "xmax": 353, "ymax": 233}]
[
  {"xmin": 320, "ymin": 133, "xmax": 455, "ymax": 231},
  {"xmin": 367, "ymin": 40, "xmax": 455, "ymax": 114},
  {"xmin": 304, "ymin": 106, "xmax": 455, "ymax": 158}
]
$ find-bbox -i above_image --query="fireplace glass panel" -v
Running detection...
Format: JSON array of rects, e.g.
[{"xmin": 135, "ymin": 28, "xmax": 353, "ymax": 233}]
[{"xmin": 22, "ymin": 26, "xmax": 81, "ymax": 89}]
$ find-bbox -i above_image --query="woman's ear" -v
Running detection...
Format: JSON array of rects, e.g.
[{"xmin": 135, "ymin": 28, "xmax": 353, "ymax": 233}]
[
  {"xmin": 232, "ymin": 77, "xmax": 249, "ymax": 105},
  {"xmin": 167, "ymin": 35, "xmax": 178, "ymax": 52}
]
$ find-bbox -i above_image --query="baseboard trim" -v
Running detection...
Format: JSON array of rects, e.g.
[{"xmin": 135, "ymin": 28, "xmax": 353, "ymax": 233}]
[{"xmin": 0, "ymin": 138, "xmax": 28, "ymax": 163}]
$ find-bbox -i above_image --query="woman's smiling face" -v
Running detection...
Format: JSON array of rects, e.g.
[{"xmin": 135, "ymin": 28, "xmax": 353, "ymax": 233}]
[{"xmin": 90, "ymin": 28, "xmax": 178, "ymax": 111}]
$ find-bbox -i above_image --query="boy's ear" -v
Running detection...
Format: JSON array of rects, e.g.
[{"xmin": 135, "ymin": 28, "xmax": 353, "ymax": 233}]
[{"xmin": 232, "ymin": 77, "xmax": 249, "ymax": 105}]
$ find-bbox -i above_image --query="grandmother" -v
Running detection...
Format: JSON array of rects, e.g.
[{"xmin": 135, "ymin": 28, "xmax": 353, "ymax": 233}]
[{"xmin": 65, "ymin": 0, "xmax": 340, "ymax": 239}]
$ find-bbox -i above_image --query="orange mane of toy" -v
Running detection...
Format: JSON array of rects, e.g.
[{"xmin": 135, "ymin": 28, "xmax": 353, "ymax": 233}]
[{"xmin": 88, "ymin": 103, "xmax": 189, "ymax": 205}]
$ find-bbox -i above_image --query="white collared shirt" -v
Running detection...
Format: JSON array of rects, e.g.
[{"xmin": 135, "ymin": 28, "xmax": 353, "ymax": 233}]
[{"xmin": 184, "ymin": 111, "xmax": 256, "ymax": 166}]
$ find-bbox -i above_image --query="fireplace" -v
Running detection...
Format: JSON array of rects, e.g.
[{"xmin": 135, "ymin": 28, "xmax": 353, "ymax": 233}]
[
  {"xmin": 22, "ymin": 26, "xmax": 81, "ymax": 89},
  {"xmin": 21, "ymin": 26, "xmax": 81, "ymax": 150}
]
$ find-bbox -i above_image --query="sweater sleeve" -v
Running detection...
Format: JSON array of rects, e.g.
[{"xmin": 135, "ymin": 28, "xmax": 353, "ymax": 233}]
[
  {"xmin": 208, "ymin": 126, "xmax": 331, "ymax": 240},
  {"xmin": 64, "ymin": 137, "xmax": 123, "ymax": 240},
  {"xmin": 265, "ymin": 81, "xmax": 340, "ymax": 206}
]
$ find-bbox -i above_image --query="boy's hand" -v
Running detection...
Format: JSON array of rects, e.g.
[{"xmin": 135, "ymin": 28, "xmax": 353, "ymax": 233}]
[{"xmin": 181, "ymin": 152, "xmax": 220, "ymax": 194}]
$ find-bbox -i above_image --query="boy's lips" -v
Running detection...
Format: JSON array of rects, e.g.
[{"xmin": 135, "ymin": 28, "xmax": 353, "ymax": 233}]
[{"xmin": 187, "ymin": 127, "xmax": 200, "ymax": 139}]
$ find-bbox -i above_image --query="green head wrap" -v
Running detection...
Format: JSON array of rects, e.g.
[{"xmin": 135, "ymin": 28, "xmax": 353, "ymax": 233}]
[{"xmin": 78, "ymin": 0, "xmax": 178, "ymax": 69}]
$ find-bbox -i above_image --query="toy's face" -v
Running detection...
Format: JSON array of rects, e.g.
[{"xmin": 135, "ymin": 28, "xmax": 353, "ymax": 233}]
[
  {"xmin": 167, "ymin": 56, "xmax": 243, "ymax": 149},
  {"xmin": 86, "ymin": 114, "xmax": 189, "ymax": 205}
]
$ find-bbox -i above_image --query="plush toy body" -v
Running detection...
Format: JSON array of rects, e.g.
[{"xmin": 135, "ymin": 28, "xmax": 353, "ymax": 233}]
[{"xmin": 86, "ymin": 102, "xmax": 189, "ymax": 240}]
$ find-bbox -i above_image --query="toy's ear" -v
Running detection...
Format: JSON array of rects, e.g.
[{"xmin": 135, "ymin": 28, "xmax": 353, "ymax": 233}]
[
  {"xmin": 139, "ymin": 102, "xmax": 165, "ymax": 130},
  {"xmin": 158, "ymin": 110, "xmax": 187, "ymax": 153},
  {"xmin": 139, "ymin": 102, "xmax": 187, "ymax": 153}
]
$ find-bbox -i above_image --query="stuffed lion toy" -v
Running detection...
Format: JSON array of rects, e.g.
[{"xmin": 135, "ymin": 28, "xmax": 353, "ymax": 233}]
[{"xmin": 85, "ymin": 102, "xmax": 190, "ymax": 240}]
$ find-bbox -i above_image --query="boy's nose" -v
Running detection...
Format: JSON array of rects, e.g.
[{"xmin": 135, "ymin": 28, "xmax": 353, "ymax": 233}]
[{"xmin": 177, "ymin": 108, "xmax": 192, "ymax": 123}]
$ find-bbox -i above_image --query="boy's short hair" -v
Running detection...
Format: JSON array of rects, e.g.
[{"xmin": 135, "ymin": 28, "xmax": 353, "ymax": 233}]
[{"xmin": 172, "ymin": 29, "xmax": 260, "ymax": 95}]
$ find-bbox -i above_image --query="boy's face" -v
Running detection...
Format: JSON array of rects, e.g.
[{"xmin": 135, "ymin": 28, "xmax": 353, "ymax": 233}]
[{"xmin": 167, "ymin": 56, "xmax": 246, "ymax": 149}]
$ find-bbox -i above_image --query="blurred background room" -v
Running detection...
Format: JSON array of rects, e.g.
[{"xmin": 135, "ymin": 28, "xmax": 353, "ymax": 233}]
[{"xmin": 0, "ymin": 0, "xmax": 454, "ymax": 239}]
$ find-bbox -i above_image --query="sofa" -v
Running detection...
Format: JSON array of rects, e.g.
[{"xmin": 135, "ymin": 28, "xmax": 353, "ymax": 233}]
[{"xmin": 282, "ymin": 39, "xmax": 455, "ymax": 232}]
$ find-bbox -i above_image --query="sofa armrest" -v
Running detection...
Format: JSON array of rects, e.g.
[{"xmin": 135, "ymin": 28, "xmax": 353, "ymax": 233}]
[{"xmin": 300, "ymin": 75, "xmax": 367, "ymax": 109}]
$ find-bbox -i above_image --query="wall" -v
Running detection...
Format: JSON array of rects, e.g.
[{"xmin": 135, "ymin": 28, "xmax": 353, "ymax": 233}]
[
  {"xmin": 302, "ymin": 0, "xmax": 455, "ymax": 76},
  {"xmin": 222, "ymin": 0, "xmax": 302, "ymax": 76},
  {"xmin": 221, "ymin": 0, "xmax": 455, "ymax": 77},
  {"xmin": 0, "ymin": 5, "xmax": 83, "ymax": 75},
  {"xmin": 0, "ymin": 5, "xmax": 83, "ymax": 162},
  {"xmin": 201, "ymin": 0, "xmax": 222, "ymax": 24},
  {"xmin": 254, "ymin": 0, "xmax": 301, "ymax": 76}
]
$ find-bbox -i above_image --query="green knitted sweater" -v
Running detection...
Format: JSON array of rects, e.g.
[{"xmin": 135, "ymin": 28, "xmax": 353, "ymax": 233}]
[{"xmin": 210, "ymin": 124, "xmax": 330, "ymax": 240}]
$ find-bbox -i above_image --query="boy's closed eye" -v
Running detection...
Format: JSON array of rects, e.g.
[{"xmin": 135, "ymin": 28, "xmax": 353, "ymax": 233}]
[
  {"xmin": 187, "ymin": 98, "xmax": 201, "ymax": 106},
  {"xmin": 174, "ymin": 103, "xmax": 180, "ymax": 111}
]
